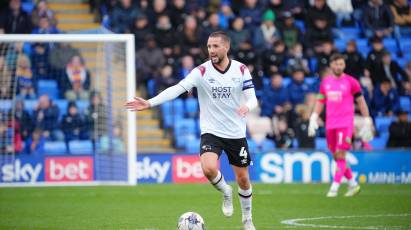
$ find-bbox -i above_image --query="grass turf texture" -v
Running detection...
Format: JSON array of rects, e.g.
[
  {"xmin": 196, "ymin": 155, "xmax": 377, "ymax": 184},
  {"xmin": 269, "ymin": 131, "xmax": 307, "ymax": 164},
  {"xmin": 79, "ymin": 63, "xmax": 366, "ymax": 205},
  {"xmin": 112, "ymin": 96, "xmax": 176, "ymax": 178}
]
[{"xmin": 0, "ymin": 184, "xmax": 411, "ymax": 229}]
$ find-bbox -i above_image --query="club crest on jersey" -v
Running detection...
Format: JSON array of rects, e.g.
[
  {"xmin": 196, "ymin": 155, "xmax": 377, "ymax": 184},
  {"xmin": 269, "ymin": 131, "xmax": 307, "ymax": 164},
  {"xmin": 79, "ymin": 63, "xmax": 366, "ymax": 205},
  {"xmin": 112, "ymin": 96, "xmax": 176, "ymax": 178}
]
[
  {"xmin": 208, "ymin": 78, "xmax": 216, "ymax": 84},
  {"xmin": 232, "ymin": 77, "xmax": 240, "ymax": 84}
]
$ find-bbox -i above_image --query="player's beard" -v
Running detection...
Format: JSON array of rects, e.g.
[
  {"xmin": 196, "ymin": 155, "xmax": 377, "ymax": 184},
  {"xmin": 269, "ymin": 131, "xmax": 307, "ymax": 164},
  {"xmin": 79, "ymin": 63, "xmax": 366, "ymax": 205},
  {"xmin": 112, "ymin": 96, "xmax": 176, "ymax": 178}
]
[
  {"xmin": 333, "ymin": 69, "xmax": 343, "ymax": 77},
  {"xmin": 210, "ymin": 53, "xmax": 223, "ymax": 64}
]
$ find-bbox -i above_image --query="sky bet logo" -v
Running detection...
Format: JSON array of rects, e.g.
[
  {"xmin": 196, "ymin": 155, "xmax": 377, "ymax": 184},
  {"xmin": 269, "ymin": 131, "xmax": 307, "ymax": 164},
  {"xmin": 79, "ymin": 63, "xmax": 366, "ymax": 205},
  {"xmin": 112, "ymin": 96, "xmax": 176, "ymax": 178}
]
[
  {"xmin": 1, "ymin": 159, "xmax": 42, "ymax": 182},
  {"xmin": 212, "ymin": 86, "xmax": 232, "ymax": 99}
]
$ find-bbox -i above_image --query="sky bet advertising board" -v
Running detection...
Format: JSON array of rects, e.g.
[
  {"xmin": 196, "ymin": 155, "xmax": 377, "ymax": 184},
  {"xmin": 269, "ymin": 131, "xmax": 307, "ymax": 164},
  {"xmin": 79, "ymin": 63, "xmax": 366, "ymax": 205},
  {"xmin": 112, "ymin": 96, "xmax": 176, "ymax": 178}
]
[{"xmin": 135, "ymin": 150, "xmax": 411, "ymax": 184}]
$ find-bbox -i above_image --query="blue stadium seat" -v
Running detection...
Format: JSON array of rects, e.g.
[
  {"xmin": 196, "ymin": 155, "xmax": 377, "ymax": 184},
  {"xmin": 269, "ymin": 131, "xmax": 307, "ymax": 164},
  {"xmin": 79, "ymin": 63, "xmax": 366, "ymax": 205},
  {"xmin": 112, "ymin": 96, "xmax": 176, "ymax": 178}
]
[
  {"xmin": 260, "ymin": 139, "xmax": 276, "ymax": 152},
  {"xmin": 339, "ymin": 27, "xmax": 360, "ymax": 40},
  {"xmin": 247, "ymin": 139, "xmax": 259, "ymax": 154},
  {"xmin": 174, "ymin": 119, "xmax": 197, "ymax": 148},
  {"xmin": 160, "ymin": 101, "xmax": 173, "ymax": 128},
  {"xmin": 21, "ymin": 2, "xmax": 34, "ymax": 13},
  {"xmin": 24, "ymin": 99, "xmax": 38, "ymax": 114},
  {"xmin": 147, "ymin": 79, "xmax": 156, "ymax": 98},
  {"xmin": 38, "ymin": 80, "xmax": 59, "ymax": 99},
  {"xmin": 54, "ymin": 100, "xmax": 68, "ymax": 118},
  {"xmin": 294, "ymin": 20, "xmax": 305, "ymax": 32},
  {"xmin": 334, "ymin": 39, "xmax": 346, "ymax": 52},
  {"xmin": 185, "ymin": 98, "xmax": 199, "ymax": 118},
  {"xmin": 44, "ymin": 141, "xmax": 67, "ymax": 155},
  {"xmin": 282, "ymin": 77, "xmax": 291, "ymax": 87},
  {"xmin": 184, "ymin": 137, "xmax": 200, "ymax": 153},
  {"xmin": 315, "ymin": 138, "xmax": 327, "ymax": 150},
  {"xmin": 173, "ymin": 99, "xmax": 185, "ymax": 119},
  {"xmin": 76, "ymin": 100, "xmax": 90, "ymax": 113},
  {"xmin": 309, "ymin": 58, "xmax": 318, "ymax": 73},
  {"xmin": 400, "ymin": 96, "xmax": 411, "ymax": 112},
  {"xmin": 69, "ymin": 140, "xmax": 93, "ymax": 154},
  {"xmin": 305, "ymin": 77, "xmax": 317, "ymax": 86},
  {"xmin": 0, "ymin": 100, "xmax": 12, "ymax": 111},
  {"xmin": 369, "ymin": 135, "xmax": 388, "ymax": 149},
  {"xmin": 375, "ymin": 117, "xmax": 394, "ymax": 133}
]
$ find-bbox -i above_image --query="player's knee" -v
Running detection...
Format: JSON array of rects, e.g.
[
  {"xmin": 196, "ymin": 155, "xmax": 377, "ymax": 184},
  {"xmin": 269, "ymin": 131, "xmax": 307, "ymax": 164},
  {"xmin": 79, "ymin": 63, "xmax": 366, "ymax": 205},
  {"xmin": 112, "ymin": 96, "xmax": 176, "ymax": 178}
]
[
  {"xmin": 201, "ymin": 165, "xmax": 218, "ymax": 180},
  {"xmin": 236, "ymin": 174, "xmax": 250, "ymax": 189}
]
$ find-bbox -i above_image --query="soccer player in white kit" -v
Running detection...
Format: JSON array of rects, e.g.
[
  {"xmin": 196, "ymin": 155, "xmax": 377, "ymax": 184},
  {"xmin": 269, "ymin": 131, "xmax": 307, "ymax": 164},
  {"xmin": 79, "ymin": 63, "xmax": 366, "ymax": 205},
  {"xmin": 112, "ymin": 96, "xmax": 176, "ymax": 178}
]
[{"xmin": 126, "ymin": 31, "xmax": 258, "ymax": 230}]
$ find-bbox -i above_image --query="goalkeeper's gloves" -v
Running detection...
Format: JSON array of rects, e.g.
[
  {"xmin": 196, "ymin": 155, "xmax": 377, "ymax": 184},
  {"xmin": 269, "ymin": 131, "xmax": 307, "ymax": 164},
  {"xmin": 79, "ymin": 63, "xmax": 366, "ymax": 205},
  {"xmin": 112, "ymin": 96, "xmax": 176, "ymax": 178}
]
[
  {"xmin": 308, "ymin": 113, "xmax": 319, "ymax": 137},
  {"xmin": 358, "ymin": 116, "xmax": 374, "ymax": 142}
]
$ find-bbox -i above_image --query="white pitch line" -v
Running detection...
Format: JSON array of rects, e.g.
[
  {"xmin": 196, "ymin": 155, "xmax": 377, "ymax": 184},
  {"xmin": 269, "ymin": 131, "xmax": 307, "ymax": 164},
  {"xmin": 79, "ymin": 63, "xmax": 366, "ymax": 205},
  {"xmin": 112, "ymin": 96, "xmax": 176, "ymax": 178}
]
[{"xmin": 281, "ymin": 213, "xmax": 411, "ymax": 229}]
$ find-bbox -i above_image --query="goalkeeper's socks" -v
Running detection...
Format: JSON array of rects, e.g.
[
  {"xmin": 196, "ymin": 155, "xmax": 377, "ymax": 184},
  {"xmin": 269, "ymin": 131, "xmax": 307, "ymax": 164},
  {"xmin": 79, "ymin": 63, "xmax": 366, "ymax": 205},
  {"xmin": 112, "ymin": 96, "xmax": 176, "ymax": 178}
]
[
  {"xmin": 238, "ymin": 186, "xmax": 252, "ymax": 221},
  {"xmin": 346, "ymin": 167, "xmax": 358, "ymax": 187},
  {"xmin": 334, "ymin": 159, "xmax": 347, "ymax": 184},
  {"xmin": 211, "ymin": 170, "xmax": 230, "ymax": 195},
  {"xmin": 330, "ymin": 182, "xmax": 340, "ymax": 192}
]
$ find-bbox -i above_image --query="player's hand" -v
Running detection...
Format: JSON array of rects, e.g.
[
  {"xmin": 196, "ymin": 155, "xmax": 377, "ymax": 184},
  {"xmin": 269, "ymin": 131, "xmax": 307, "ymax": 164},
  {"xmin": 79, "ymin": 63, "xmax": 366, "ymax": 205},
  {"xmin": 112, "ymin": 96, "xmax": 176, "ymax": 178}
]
[
  {"xmin": 308, "ymin": 113, "xmax": 319, "ymax": 137},
  {"xmin": 125, "ymin": 97, "xmax": 150, "ymax": 111},
  {"xmin": 237, "ymin": 105, "xmax": 249, "ymax": 117},
  {"xmin": 358, "ymin": 117, "xmax": 374, "ymax": 142}
]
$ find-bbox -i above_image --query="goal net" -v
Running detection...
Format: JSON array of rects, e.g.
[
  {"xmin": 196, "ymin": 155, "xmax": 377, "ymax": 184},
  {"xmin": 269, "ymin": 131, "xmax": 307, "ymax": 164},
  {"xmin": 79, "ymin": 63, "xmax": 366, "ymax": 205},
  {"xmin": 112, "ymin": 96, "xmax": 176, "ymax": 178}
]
[{"xmin": 0, "ymin": 34, "xmax": 136, "ymax": 186}]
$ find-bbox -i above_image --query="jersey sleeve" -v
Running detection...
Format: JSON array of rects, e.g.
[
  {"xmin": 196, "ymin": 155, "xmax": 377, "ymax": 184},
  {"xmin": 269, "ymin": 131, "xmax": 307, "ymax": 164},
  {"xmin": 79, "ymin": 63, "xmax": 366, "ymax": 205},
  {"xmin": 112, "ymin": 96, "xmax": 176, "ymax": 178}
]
[
  {"xmin": 178, "ymin": 67, "xmax": 201, "ymax": 92},
  {"xmin": 349, "ymin": 76, "xmax": 362, "ymax": 97},
  {"xmin": 241, "ymin": 65, "xmax": 254, "ymax": 91},
  {"xmin": 317, "ymin": 80, "xmax": 326, "ymax": 103}
]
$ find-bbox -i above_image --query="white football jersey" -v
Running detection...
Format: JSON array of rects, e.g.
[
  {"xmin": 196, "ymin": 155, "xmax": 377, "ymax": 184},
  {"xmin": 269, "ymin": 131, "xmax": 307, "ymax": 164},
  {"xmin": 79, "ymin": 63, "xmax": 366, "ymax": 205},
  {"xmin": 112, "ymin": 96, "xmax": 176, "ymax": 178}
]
[{"xmin": 178, "ymin": 59, "xmax": 255, "ymax": 139}]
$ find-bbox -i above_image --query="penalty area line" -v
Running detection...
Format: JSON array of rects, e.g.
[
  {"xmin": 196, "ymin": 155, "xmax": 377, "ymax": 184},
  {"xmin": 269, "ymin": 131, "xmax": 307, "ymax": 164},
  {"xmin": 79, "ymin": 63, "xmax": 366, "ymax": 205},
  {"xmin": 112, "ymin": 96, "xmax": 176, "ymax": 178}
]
[{"xmin": 280, "ymin": 213, "xmax": 411, "ymax": 229}]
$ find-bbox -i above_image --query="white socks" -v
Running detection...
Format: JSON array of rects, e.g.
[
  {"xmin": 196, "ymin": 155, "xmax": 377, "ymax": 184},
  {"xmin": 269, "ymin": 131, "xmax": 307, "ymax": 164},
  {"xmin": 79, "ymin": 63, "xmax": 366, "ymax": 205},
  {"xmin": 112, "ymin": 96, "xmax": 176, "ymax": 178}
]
[
  {"xmin": 238, "ymin": 186, "xmax": 252, "ymax": 220},
  {"xmin": 211, "ymin": 171, "xmax": 230, "ymax": 195},
  {"xmin": 348, "ymin": 178, "xmax": 358, "ymax": 187},
  {"xmin": 330, "ymin": 182, "xmax": 340, "ymax": 192}
]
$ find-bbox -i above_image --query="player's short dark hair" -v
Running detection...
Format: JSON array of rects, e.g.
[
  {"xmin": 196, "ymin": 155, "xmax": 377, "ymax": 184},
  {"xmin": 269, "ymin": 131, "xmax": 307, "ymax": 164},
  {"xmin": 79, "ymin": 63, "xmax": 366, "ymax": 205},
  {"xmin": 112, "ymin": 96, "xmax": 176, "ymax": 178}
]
[
  {"xmin": 209, "ymin": 31, "xmax": 231, "ymax": 44},
  {"xmin": 330, "ymin": 53, "xmax": 346, "ymax": 63}
]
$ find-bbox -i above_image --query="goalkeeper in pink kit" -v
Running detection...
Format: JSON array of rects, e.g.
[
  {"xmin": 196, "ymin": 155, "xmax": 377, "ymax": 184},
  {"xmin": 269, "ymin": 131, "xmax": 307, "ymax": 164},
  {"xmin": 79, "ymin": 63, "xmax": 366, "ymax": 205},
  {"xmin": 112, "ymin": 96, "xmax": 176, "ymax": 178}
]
[{"xmin": 308, "ymin": 53, "xmax": 374, "ymax": 197}]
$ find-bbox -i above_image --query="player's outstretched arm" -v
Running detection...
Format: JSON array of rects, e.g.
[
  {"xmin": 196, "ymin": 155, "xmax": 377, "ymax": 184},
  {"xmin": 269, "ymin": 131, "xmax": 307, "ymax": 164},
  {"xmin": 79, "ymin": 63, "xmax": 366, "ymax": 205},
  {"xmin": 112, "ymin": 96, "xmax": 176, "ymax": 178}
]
[
  {"xmin": 125, "ymin": 97, "xmax": 150, "ymax": 111},
  {"xmin": 125, "ymin": 84, "xmax": 187, "ymax": 112}
]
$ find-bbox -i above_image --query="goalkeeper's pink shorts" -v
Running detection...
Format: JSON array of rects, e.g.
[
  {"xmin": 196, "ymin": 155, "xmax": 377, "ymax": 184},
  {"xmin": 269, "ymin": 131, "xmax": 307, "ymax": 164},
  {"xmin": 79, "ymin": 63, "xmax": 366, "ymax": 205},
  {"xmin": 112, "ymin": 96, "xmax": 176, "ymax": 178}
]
[{"xmin": 326, "ymin": 127, "xmax": 353, "ymax": 154}]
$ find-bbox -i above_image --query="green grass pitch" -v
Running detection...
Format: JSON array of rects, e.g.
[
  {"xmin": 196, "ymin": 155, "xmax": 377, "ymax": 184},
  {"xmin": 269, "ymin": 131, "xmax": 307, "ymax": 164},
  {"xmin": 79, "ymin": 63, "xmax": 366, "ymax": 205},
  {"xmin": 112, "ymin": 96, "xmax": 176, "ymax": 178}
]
[{"xmin": 1, "ymin": 184, "xmax": 411, "ymax": 229}]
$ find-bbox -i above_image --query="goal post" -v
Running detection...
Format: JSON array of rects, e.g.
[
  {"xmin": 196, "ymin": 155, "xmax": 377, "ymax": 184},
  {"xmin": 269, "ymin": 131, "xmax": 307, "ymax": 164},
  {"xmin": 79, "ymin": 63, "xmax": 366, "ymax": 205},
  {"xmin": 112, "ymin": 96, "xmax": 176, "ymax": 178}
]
[{"xmin": 0, "ymin": 34, "xmax": 136, "ymax": 186}]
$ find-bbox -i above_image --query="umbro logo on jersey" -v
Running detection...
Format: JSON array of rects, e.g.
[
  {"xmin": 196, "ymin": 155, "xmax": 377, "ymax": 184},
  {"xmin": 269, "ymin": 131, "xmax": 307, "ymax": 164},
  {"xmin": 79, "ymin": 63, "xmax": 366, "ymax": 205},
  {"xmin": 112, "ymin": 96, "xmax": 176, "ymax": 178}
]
[{"xmin": 208, "ymin": 78, "xmax": 216, "ymax": 84}]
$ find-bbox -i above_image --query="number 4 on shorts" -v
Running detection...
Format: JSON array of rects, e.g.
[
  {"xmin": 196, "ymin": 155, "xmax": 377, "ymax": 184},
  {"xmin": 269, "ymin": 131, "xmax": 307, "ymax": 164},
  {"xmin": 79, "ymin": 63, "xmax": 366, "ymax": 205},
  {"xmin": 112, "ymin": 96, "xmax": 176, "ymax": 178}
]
[{"xmin": 239, "ymin": 147, "xmax": 248, "ymax": 159}]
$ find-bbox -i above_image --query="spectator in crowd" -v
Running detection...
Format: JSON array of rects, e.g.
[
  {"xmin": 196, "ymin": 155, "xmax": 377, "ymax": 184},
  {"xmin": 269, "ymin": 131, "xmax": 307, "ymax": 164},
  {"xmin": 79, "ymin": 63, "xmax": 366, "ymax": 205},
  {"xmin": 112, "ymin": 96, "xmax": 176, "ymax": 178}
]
[
  {"xmin": 294, "ymin": 105, "xmax": 315, "ymax": 148},
  {"xmin": 286, "ymin": 42, "xmax": 310, "ymax": 76},
  {"xmin": 279, "ymin": 11, "xmax": 303, "ymax": 49},
  {"xmin": 202, "ymin": 13, "xmax": 222, "ymax": 40},
  {"xmin": 387, "ymin": 110, "xmax": 411, "ymax": 148},
  {"xmin": 239, "ymin": 0, "xmax": 263, "ymax": 28},
  {"xmin": 110, "ymin": 0, "xmax": 139, "ymax": 33},
  {"xmin": 287, "ymin": 68, "xmax": 310, "ymax": 107},
  {"xmin": 148, "ymin": 0, "xmax": 169, "ymax": 26},
  {"xmin": 316, "ymin": 40, "xmax": 339, "ymax": 72},
  {"xmin": 343, "ymin": 40, "xmax": 365, "ymax": 79},
  {"xmin": 178, "ymin": 16, "xmax": 203, "ymax": 61},
  {"xmin": 269, "ymin": 115, "xmax": 294, "ymax": 149},
  {"xmin": 363, "ymin": 0, "xmax": 394, "ymax": 39},
  {"xmin": 371, "ymin": 80, "xmax": 400, "ymax": 117},
  {"xmin": 365, "ymin": 37, "xmax": 388, "ymax": 85},
  {"xmin": 327, "ymin": 0, "xmax": 354, "ymax": 27},
  {"xmin": 99, "ymin": 122, "xmax": 125, "ymax": 154},
  {"xmin": 228, "ymin": 17, "xmax": 252, "ymax": 55},
  {"xmin": 24, "ymin": 128, "xmax": 45, "ymax": 155},
  {"xmin": 32, "ymin": 16, "xmax": 59, "ymax": 34},
  {"xmin": 0, "ymin": 112, "xmax": 23, "ymax": 154},
  {"xmin": 178, "ymin": 55, "xmax": 194, "ymax": 81},
  {"xmin": 260, "ymin": 73, "xmax": 291, "ymax": 118},
  {"xmin": 373, "ymin": 51, "xmax": 410, "ymax": 95},
  {"xmin": 169, "ymin": 0, "xmax": 188, "ymax": 29},
  {"xmin": 0, "ymin": 55, "xmax": 13, "ymax": 99},
  {"xmin": 63, "ymin": 55, "xmax": 91, "ymax": 100},
  {"xmin": 0, "ymin": 0, "xmax": 32, "ymax": 34},
  {"xmin": 304, "ymin": 0, "xmax": 336, "ymax": 54},
  {"xmin": 405, "ymin": 61, "xmax": 411, "ymax": 82},
  {"xmin": 31, "ymin": 0, "xmax": 57, "ymax": 28},
  {"xmin": 217, "ymin": 1, "xmax": 235, "ymax": 30},
  {"xmin": 253, "ymin": 9, "xmax": 280, "ymax": 53},
  {"xmin": 390, "ymin": 0, "xmax": 411, "ymax": 37},
  {"xmin": 31, "ymin": 43, "xmax": 50, "ymax": 80},
  {"xmin": 15, "ymin": 54, "xmax": 36, "ymax": 99},
  {"xmin": 131, "ymin": 14, "xmax": 152, "ymax": 51},
  {"xmin": 33, "ymin": 94, "xmax": 62, "ymax": 141},
  {"xmin": 84, "ymin": 91, "xmax": 107, "ymax": 145},
  {"xmin": 262, "ymin": 40, "xmax": 287, "ymax": 76},
  {"xmin": 153, "ymin": 14, "xmax": 176, "ymax": 56},
  {"xmin": 155, "ymin": 65, "xmax": 178, "ymax": 94},
  {"xmin": 48, "ymin": 43, "xmax": 80, "ymax": 72},
  {"xmin": 61, "ymin": 101, "xmax": 88, "ymax": 153},
  {"xmin": 136, "ymin": 35, "xmax": 165, "ymax": 86},
  {"xmin": 13, "ymin": 100, "xmax": 32, "ymax": 141},
  {"xmin": 267, "ymin": 0, "xmax": 304, "ymax": 20}
]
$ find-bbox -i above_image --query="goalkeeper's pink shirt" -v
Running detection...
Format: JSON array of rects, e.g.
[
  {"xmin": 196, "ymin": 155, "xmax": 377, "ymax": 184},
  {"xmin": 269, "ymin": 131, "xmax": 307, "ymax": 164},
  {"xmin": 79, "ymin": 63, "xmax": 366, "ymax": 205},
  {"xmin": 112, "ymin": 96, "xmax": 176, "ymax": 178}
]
[{"xmin": 318, "ymin": 73, "xmax": 361, "ymax": 130}]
